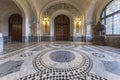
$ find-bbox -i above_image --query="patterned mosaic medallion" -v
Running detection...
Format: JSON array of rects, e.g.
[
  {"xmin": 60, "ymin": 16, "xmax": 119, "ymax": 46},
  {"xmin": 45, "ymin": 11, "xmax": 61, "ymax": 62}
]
[
  {"xmin": 46, "ymin": 42, "xmax": 78, "ymax": 48},
  {"xmin": 50, "ymin": 51, "xmax": 75, "ymax": 62},
  {"xmin": 33, "ymin": 49, "xmax": 93, "ymax": 73},
  {"xmin": 53, "ymin": 43, "xmax": 72, "ymax": 47},
  {"xmin": 92, "ymin": 53, "xmax": 105, "ymax": 58}
]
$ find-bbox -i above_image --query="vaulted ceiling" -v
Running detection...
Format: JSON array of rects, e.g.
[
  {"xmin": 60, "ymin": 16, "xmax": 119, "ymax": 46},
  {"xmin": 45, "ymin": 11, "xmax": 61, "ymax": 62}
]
[
  {"xmin": 0, "ymin": 0, "xmax": 111, "ymax": 23},
  {"xmin": 30, "ymin": 0, "xmax": 92, "ymax": 13},
  {"xmin": 0, "ymin": 0, "xmax": 21, "ymax": 16}
]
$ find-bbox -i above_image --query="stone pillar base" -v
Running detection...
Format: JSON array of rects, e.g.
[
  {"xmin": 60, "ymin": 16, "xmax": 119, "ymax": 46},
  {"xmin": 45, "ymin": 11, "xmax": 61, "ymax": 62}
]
[{"xmin": 0, "ymin": 33, "xmax": 3, "ymax": 53}]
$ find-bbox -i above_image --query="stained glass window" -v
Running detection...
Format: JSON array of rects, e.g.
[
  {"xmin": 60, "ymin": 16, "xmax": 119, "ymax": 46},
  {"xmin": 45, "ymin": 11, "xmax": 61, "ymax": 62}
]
[{"xmin": 101, "ymin": 0, "xmax": 120, "ymax": 35}]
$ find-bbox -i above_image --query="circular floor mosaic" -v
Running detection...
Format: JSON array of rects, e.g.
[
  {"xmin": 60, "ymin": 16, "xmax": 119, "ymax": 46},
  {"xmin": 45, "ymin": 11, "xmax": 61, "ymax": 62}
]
[
  {"xmin": 50, "ymin": 51, "xmax": 75, "ymax": 62},
  {"xmin": 45, "ymin": 42, "xmax": 78, "ymax": 48},
  {"xmin": 33, "ymin": 49, "xmax": 93, "ymax": 73}
]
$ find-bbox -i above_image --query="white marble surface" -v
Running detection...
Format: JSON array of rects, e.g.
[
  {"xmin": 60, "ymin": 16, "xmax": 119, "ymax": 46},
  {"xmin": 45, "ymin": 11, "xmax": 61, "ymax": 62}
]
[
  {"xmin": 0, "ymin": 42, "xmax": 120, "ymax": 80},
  {"xmin": 0, "ymin": 33, "xmax": 3, "ymax": 53}
]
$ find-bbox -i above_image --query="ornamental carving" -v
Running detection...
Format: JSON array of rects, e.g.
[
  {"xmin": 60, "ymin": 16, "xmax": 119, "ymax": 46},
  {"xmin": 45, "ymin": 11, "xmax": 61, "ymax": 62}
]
[
  {"xmin": 93, "ymin": 21, "xmax": 106, "ymax": 45},
  {"xmin": 44, "ymin": 3, "xmax": 80, "ymax": 16}
]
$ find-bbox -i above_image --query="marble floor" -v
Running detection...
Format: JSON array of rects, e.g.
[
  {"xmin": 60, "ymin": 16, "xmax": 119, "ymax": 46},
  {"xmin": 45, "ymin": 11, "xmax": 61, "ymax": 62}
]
[
  {"xmin": 0, "ymin": 42, "xmax": 120, "ymax": 80},
  {"xmin": 0, "ymin": 42, "xmax": 37, "ymax": 54}
]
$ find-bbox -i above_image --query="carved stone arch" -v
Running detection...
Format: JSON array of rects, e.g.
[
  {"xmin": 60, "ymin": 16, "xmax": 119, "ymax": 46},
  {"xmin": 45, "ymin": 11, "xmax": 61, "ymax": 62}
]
[
  {"xmin": 1, "ymin": 10, "xmax": 22, "ymax": 42},
  {"xmin": 44, "ymin": 3, "xmax": 80, "ymax": 16},
  {"xmin": 87, "ymin": 0, "xmax": 111, "ymax": 24},
  {"xmin": 12, "ymin": 0, "xmax": 25, "ymax": 20},
  {"xmin": 26, "ymin": 0, "xmax": 37, "ymax": 23},
  {"xmin": 40, "ymin": 0, "xmax": 84, "ymax": 19},
  {"xmin": 12, "ymin": 0, "xmax": 26, "ymax": 42},
  {"xmin": 39, "ymin": 0, "xmax": 85, "ymax": 41},
  {"xmin": 0, "ymin": 0, "xmax": 24, "ymax": 42}
]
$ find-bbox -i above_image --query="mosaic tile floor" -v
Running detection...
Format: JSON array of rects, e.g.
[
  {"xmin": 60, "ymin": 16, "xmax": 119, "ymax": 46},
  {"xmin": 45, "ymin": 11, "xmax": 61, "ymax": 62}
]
[
  {"xmin": 0, "ymin": 42, "xmax": 37, "ymax": 54},
  {"xmin": 0, "ymin": 42, "xmax": 120, "ymax": 80}
]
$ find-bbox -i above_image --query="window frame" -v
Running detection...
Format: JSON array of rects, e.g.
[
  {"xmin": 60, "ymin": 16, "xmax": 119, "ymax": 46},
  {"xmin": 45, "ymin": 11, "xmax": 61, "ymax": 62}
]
[{"xmin": 100, "ymin": 0, "xmax": 120, "ymax": 36}]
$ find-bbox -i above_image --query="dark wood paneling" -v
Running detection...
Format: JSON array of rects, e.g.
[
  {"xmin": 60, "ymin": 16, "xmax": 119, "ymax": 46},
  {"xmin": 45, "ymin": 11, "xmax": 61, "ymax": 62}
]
[
  {"xmin": 54, "ymin": 15, "xmax": 70, "ymax": 41},
  {"xmin": 9, "ymin": 14, "xmax": 22, "ymax": 42}
]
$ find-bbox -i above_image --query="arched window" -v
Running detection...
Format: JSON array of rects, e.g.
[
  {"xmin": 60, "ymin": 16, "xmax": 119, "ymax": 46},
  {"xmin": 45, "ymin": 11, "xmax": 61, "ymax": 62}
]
[{"xmin": 101, "ymin": 0, "xmax": 120, "ymax": 35}]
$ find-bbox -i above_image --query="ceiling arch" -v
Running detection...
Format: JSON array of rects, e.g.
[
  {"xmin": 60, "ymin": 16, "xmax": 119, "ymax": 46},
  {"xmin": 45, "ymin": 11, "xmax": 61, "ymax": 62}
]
[
  {"xmin": 0, "ymin": 0, "xmax": 112, "ymax": 27},
  {"xmin": 86, "ymin": 0, "xmax": 111, "ymax": 25},
  {"xmin": 0, "ymin": 0, "xmax": 21, "ymax": 17},
  {"xmin": 43, "ymin": 2, "xmax": 81, "ymax": 16},
  {"xmin": 30, "ymin": 0, "xmax": 94, "ymax": 20}
]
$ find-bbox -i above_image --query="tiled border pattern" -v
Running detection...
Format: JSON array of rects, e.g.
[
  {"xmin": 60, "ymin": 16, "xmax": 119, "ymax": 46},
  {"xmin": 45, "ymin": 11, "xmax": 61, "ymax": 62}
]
[
  {"xmin": 33, "ymin": 49, "xmax": 93, "ymax": 74},
  {"xmin": 18, "ymin": 71, "xmax": 107, "ymax": 80},
  {"xmin": 45, "ymin": 42, "xmax": 79, "ymax": 49}
]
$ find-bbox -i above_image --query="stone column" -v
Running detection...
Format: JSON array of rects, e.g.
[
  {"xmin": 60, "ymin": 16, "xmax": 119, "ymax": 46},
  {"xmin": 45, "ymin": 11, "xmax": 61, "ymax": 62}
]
[
  {"xmin": 0, "ymin": 33, "xmax": 3, "ymax": 53},
  {"xmin": 23, "ymin": 18, "xmax": 31, "ymax": 43}
]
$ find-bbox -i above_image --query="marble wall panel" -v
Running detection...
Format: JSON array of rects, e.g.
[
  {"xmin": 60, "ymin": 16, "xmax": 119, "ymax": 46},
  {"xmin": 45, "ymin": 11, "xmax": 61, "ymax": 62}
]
[
  {"xmin": 0, "ymin": 33, "xmax": 3, "ymax": 53},
  {"xmin": 106, "ymin": 36, "xmax": 120, "ymax": 48}
]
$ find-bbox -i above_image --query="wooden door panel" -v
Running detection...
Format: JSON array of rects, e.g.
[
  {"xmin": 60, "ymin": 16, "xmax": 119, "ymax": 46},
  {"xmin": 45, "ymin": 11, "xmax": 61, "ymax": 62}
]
[
  {"xmin": 54, "ymin": 15, "xmax": 70, "ymax": 41},
  {"xmin": 9, "ymin": 14, "xmax": 22, "ymax": 42}
]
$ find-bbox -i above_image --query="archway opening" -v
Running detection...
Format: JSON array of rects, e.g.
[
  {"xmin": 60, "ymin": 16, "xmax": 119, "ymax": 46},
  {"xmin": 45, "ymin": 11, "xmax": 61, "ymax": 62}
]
[
  {"xmin": 54, "ymin": 15, "xmax": 70, "ymax": 41},
  {"xmin": 9, "ymin": 14, "xmax": 22, "ymax": 42}
]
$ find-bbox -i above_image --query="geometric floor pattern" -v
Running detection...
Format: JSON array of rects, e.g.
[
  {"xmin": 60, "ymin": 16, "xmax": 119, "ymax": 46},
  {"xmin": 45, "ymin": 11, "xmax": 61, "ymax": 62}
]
[
  {"xmin": 0, "ymin": 42, "xmax": 120, "ymax": 80},
  {"xmin": 33, "ymin": 49, "xmax": 93, "ymax": 73},
  {"xmin": 18, "ymin": 71, "xmax": 107, "ymax": 80}
]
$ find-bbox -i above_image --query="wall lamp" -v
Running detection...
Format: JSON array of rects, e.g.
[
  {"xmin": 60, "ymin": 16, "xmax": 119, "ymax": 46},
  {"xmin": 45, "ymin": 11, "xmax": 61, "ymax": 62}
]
[
  {"xmin": 43, "ymin": 16, "xmax": 49, "ymax": 33},
  {"xmin": 74, "ymin": 16, "xmax": 81, "ymax": 33}
]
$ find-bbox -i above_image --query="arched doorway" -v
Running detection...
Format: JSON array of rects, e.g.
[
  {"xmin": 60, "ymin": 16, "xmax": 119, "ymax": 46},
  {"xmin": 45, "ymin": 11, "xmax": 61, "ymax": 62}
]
[
  {"xmin": 54, "ymin": 15, "xmax": 70, "ymax": 41},
  {"xmin": 9, "ymin": 14, "xmax": 22, "ymax": 42}
]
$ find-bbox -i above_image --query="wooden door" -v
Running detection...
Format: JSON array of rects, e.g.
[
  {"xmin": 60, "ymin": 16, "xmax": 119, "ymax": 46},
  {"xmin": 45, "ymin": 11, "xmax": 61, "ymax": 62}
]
[
  {"xmin": 54, "ymin": 15, "xmax": 70, "ymax": 41},
  {"xmin": 9, "ymin": 14, "xmax": 22, "ymax": 42}
]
